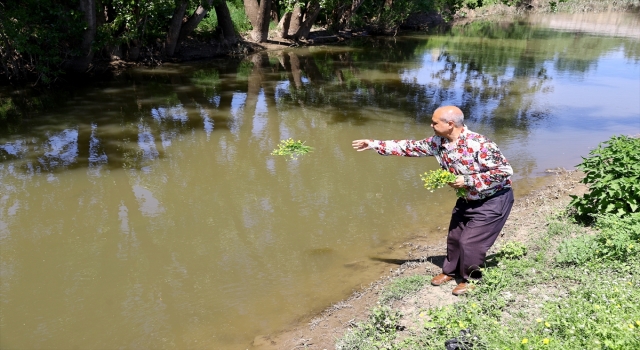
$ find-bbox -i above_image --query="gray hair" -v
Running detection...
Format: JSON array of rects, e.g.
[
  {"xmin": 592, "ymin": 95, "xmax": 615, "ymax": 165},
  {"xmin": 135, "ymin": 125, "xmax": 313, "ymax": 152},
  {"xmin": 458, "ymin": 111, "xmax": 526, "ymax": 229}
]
[{"xmin": 440, "ymin": 109, "xmax": 464, "ymax": 127}]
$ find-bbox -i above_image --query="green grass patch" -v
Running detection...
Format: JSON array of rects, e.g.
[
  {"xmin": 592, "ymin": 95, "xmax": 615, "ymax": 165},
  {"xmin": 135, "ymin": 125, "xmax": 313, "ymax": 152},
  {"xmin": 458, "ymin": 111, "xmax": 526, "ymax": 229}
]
[{"xmin": 379, "ymin": 275, "xmax": 431, "ymax": 304}]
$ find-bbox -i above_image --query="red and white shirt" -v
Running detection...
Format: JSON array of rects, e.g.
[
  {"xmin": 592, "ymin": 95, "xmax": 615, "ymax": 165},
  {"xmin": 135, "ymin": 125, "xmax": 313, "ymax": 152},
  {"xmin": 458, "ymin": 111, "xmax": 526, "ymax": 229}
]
[{"xmin": 369, "ymin": 127, "xmax": 513, "ymax": 201}]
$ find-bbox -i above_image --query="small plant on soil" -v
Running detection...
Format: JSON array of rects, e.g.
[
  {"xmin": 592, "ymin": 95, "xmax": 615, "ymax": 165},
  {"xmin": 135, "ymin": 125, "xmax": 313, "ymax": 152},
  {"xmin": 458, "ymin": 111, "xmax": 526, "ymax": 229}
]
[
  {"xmin": 420, "ymin": 168, "xmax": 466, "ymax": 197},
  {"xmin": 496, "ymin": 241, "xmax": 527, "ymax": 260},
  {"xmin": 336, "ymin": 306, "xmax": 402, "ymax": 350},
  {"xmin": 271, "ymin": 138, "xmax": 313, "ymax": 159}
]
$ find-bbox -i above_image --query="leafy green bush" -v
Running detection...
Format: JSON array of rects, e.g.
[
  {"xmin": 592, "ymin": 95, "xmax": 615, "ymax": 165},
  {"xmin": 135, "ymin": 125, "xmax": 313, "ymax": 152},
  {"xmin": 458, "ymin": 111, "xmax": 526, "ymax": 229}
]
[{"xmin": 569, "ymin": 135, "xmax": 640, "ymax": 220}]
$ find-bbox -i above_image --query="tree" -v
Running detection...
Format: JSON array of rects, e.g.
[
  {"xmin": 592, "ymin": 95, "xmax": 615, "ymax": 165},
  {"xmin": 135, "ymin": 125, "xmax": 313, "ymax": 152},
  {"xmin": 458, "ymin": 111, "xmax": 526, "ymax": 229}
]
[
  {"xmin": 164, "ymin": 0, "xmax": 219, "ymax": 57},
  {"xmin": 277, "ymin": 0, "xmax": 320, "ymax": 40},
  {"xmin": 65, "ymin": 0, "xmax": 98, "ymax": 73},
  {"xmin": 213, "ymin": 0, "xmax": 237, "ymax": 45},
  {"xmin": 243, "ymin": 0, "xmax": 270, "ymax": 42}
]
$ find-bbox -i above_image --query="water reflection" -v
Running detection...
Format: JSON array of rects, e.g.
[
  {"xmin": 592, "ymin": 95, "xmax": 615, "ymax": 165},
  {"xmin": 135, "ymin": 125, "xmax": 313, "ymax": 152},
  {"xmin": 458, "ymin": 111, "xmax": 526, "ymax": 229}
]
[{"xmin": 1, "ymin": 13, "xmax": 639, "ymax": 350}]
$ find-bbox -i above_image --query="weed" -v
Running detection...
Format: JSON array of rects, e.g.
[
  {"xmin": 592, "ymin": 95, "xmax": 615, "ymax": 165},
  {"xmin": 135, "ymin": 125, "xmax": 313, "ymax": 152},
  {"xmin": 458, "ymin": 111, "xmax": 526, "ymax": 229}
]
[
  {"xmin": 420, "ymin": 169, "xmax": 466, "ymax": 197},
  {"xmin": 379, "ymin": 275, "xmax": 430, "ymax": 304},
  {"xmin": 496, "ymin": 241, "xmax": 527, "ymax": 260},
  {"xmin": 271, "ymin": 138, "xmax": 313, "ymax": 159},
  {"xmin": 336, "ymin": 306, "xmax": 402, "ymax": 350}
]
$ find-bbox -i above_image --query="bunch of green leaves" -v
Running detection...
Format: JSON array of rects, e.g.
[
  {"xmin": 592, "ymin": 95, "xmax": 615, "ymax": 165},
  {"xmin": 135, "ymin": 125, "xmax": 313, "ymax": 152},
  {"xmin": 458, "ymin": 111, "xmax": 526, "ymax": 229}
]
[
  {"xmin": 271, "ymin": 138, "xmax": 313, "ymax": 159},
  {"xmin": 496, "ymin": 241, "xmax": 527, "ymax": 260},
  {"xmin": 569, "ymin": 135, "xmax": 640, "ymax": 220},
  {"xmin": 420, "ymin": 169, "xmax": 466, "ymax": 197}
]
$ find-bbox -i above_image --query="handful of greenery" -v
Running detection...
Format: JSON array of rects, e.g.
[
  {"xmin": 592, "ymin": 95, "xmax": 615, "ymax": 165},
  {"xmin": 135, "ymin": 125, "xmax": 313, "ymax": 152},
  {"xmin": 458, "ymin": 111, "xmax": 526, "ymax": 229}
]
[
  {"xmin": 271, "ymin": 138, "xmax": 313, "ymax": 159},
  {"xmin": 420, "ymin": 168, "xmax": 466, "ymax": 198}
]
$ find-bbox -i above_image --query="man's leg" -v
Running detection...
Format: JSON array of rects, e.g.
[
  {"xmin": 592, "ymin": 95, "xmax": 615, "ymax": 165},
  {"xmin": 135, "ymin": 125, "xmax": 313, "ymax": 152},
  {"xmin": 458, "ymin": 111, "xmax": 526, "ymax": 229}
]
[
  {"xmin": 458, "ymin": 189, "xmax": 514, "ymax": 281},
  {"xmin": 441, "ymin": 198, "xmax": 468, "ymax": 278}
]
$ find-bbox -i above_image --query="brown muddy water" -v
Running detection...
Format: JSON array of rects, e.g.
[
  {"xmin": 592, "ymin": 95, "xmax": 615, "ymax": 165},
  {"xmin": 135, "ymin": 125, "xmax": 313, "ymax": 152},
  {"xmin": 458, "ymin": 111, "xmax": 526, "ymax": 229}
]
[{"xmin": 1, "ymin": 12, "xmax": 639, "ymax": 350}]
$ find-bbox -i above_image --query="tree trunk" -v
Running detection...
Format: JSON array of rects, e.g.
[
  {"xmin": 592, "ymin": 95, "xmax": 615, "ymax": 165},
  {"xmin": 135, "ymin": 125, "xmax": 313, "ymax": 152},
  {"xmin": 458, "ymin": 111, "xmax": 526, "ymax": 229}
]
[
  {"xmin": 293, "ymin": 1, "xmax": 320, "ymax": 40},
  {"xmin": 178, "ymin": 0, "xmax": 214, "ymax": 44},
  {"xmin": 164, "ymin": 0, "xmax": 188, "ymax": 57},
  {"xmin": 277, "ymin": 12, "xmax": 291, "ymax": 39},
  {"xmin": 288, "ymin": 4, "xmax": 302, "ymax": 37},
  {"xmin": 337, "ymin": 0, "xmax": 366, "ymax": 30},
  {"xmin": 244, "ymin": 0, "xmax": 271, "ymax": 42},
  {"xmin": 65, "ymin": 0, "xmax": 97, "ymax": 73},
  {"xmin": 214, "ymin": 0, "xmax": 237, "ymax": 44}
]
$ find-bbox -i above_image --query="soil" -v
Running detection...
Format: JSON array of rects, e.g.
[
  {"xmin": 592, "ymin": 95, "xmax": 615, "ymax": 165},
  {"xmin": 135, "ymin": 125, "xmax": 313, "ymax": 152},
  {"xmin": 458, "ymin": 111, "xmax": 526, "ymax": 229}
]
[{"xmin": 249, "ymin": 170, "xmax": 589, "ymax": 350}]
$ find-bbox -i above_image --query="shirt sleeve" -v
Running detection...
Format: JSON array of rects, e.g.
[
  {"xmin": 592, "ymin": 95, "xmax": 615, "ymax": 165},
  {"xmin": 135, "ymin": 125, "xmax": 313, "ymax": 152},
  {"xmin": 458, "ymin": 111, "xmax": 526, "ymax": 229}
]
[
  {"xmin": 462, "ymin": 141, "xmax": 513, "ymax": 189},
  {"xmin": 369, "ymin": 139, "xmax": 435, "ymax": 157}
]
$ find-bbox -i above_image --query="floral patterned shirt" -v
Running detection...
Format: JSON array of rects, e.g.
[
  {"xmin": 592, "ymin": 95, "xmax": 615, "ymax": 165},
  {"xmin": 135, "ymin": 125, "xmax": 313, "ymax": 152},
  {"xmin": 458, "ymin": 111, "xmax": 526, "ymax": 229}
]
[{"xmin": 369, "ymin": 127, "xmax": 513, "ymax": 201}]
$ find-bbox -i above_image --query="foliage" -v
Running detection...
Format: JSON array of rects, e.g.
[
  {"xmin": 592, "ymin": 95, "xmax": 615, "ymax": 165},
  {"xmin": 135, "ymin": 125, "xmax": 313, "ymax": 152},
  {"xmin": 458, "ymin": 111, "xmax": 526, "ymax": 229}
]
[
  {"xmin": 557, "ymin": 213, "xmax": 640, "ymax": 266},
  {"xmin": 420, "ymin": 169, "xmax": 466, "ymax": 197},
  {"xmin": 548, "ymin": 0, "xmax": 567, "ymax": 12},
  {"xmin": 379, "ymin": 275, "xmax": 430, "ymax": 304},
  {"xmin": 496, "ymin": 241, "xmax": 527, "ymax": 260},
  {"xmin": 569, "ymin": 135, "xmax": 640, "ymax": 220},
  {"xmin": 0, "ymin": 0, "xmax": 87, "ymax": 83},
  {"xmin": 336, "ymin": 306, "xmax": 402, "ymax": 350},
  {"xmin": 99, "ymin": 0, "xmax": 175, "ymax": 46},
  {"xmin": 0, "ymin": 98, "xmax": 16, "ymax": 121},
  {"xmin": 345, "ymin": 0, "xmax": 436, "ymax": 33},
  {"xmin": 271, "ymin": 138, "xmax": 313, "ymax": 159},
  {"xmin": 228, "ymin": 1, "xmax": 252, "ymax": 34}
]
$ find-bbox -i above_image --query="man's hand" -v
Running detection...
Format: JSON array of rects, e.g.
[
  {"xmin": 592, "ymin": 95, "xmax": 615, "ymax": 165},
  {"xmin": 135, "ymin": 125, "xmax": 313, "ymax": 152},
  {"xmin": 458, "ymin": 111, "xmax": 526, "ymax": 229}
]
[
  {"xmin": 352, "ymin": 139, "xmax": 372, "ymax": 151},
  {"xmin": 448, "ymin": 175, "xmax": 465, "ymax": 189}
]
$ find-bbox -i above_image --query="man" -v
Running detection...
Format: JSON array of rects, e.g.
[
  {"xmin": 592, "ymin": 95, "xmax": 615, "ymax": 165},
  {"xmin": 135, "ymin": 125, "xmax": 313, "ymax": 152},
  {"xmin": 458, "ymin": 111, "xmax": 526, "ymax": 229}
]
[{"xmin": 352, "ymin": 106, "xmax": 514, "ymax": 296}]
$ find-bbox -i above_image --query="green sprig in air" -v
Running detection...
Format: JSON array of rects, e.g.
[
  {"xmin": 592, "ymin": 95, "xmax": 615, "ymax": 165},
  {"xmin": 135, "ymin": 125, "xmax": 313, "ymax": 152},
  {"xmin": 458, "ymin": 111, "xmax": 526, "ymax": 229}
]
[
  {"xmin": 271, "ymin": 138, "xmax": 313, "ymax": 159},
  {"xmin": 420, "ymin": 168, "xmax": 467, "ymax": 198}
]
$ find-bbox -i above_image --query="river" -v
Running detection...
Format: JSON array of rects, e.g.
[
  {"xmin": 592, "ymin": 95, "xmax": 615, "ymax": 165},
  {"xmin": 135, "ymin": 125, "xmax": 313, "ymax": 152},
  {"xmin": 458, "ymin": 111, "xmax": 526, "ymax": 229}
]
[{"xmin": 1, "ymin": 12, "xmax": 639, "ymax": 350}]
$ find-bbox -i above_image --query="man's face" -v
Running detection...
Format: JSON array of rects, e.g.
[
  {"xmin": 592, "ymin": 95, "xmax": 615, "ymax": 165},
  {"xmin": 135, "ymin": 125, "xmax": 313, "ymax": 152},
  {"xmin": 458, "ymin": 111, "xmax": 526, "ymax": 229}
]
[{"xmin": 431, "ymin": 114, "xmax": 452, "ymax": 137}]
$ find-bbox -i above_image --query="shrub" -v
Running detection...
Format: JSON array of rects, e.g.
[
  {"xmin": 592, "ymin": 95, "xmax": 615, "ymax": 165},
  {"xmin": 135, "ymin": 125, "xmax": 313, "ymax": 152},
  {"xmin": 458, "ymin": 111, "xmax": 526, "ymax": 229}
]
[{"xmin": 569, "ymin": 135, "xmax": 640, "ymax": 220}]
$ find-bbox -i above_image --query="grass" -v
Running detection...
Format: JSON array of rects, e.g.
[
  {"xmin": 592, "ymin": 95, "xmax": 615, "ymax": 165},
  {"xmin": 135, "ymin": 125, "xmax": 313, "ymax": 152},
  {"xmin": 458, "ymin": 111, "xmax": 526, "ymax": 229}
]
[
  {"xmin": 335, "ymin": 172, "xmax": 640, "ymax": 349},
  {"xmin": 379, "ymin": 275, "xmax": 431, "ymax": 304}
]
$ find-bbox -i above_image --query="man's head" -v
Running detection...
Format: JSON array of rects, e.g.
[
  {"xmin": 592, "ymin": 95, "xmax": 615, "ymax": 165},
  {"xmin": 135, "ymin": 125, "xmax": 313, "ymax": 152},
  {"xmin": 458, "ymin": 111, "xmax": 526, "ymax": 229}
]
[{"xmin": 431, "ymin": 106, "xmax": 464, "ymax": 140}]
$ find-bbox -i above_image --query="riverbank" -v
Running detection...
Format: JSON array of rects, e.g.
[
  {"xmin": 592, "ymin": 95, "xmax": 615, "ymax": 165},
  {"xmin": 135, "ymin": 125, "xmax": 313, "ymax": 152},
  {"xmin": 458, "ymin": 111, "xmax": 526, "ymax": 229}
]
[
  {"xmin": 253, "ymin": 167, "xmax": 640, "ymax": 350},
  {"xmin": 250, "ymin": 171, "xmax": 592, "ymax": 349}
]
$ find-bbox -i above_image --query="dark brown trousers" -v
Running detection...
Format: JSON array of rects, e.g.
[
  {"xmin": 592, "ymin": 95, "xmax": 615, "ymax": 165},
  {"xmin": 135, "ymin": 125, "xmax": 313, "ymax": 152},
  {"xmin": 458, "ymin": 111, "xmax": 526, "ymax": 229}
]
[{"xmin": 442, "ymin": 188, "xmax": 514, "ymax": 281}]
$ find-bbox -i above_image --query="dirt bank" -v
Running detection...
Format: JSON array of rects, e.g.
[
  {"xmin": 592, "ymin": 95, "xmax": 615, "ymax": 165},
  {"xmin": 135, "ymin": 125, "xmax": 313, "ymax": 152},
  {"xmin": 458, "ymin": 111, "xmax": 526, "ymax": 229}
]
[{"xmin": 250, "ymin": 171, "xmax": 588, "ymax": 350}]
